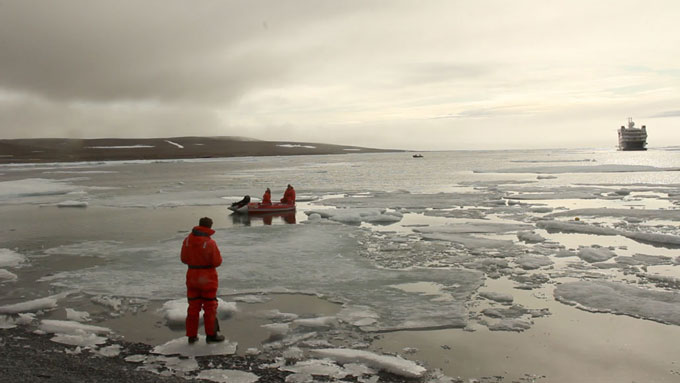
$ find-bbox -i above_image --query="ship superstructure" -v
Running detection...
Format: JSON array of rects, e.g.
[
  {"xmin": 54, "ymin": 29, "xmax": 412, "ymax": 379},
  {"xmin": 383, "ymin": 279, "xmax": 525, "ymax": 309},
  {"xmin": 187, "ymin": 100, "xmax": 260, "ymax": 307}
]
[{"xmin": 618, "ymin": 118, "xmax": 647, "ymax": 151}]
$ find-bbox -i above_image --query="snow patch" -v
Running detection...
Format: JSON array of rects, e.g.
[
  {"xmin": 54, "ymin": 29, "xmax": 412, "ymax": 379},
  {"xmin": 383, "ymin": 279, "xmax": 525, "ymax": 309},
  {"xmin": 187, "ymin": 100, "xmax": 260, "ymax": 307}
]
[{"xmin": 165, "ymin": 140, "xmax": 184, "ymax": 149}]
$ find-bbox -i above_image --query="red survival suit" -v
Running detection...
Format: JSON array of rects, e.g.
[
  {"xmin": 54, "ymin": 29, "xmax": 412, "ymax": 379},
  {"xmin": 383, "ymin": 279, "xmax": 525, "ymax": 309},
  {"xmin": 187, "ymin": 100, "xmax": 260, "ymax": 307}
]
[
  {"xmin": 181, "ymin": 225, "xmax": 222, "ymax": 337},
  {"xmin": 280, "ymin": 186, "xmax": 296, "ymax": 204},
  {"xmin": 262, "ymin": 189, "xmax": 272, "ymax": 205}
]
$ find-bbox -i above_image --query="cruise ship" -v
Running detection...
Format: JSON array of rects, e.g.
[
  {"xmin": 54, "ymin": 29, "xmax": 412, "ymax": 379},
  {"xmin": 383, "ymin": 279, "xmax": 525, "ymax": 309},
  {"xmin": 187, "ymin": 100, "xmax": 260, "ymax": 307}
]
[{"xmin": 618, "ymin": 118, "xmax": 647, "ymax": 151}]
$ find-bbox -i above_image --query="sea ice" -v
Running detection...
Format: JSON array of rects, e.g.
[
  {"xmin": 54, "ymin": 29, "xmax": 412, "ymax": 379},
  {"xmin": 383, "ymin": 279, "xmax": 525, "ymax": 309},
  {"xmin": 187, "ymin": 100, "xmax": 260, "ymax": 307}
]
[
  {"xmin": 310, "ymin": 348, "xmax": 427, "ymax": 378},
  {"xmin": 57, "ymin": 200, "xmax": 88, "ymax": 208},
  {"xmin": 160, "ymin": 298, "xmax": 238, "ymax": 328},
  {"xmin": 486, "ymin": 318, "xmax": 533, "ymax": 332},
  {"xmin": 515, "ymin": 256, "xmax": 554, "ymax": 270},
  {"xmin": 40, "ymin": 224, "xmax": 484, "ymax": 333},
  {"xmin": 293, "ymin": 316, "xmax": 337, "ymax": 328},
  {"xmin": 418, "ymin": 232, "xmax": 516, "ymax": 250},
  {"xmin": 0, "ymin": 269, "xmax": 18, "ymax": 282},
  {"xmin": 96, "ymin": 344, "xmax": 122, "ymax": 357},
  {"xmin": 548, "ymin": 208, "xmax": 680, "ymax": 221},
  {"xmin": 475, "ymin": 164, "xmax": 680, "ymax": 174},
  {"xmin": 615, "ymin": 254, "xmax": 673, "ymax": 266},
  {"xmin": 0, "ymin": 315, "xmax": 17, "ymax": 329},
  {"xmin": 261, "ymin": 323, "xmax": 290, "ymax": 341},
  {"xmin": 577, "ymin": 247, "xmax": 616, "ymax": 263},
  {"xmin": 537, "ymin": 220, "xmax": 680, "ymax": 247},
  {"xmin": 281, "ymin": 359, "xmax": 356, "ymax": 379},
  {"xmin": 51, "ymin": 333, "xmax": 107, "ymax": 347},
  {"xmin": 0, "ymin": 293, "xmax": 67, "ymax": 314},
  {"xmin": 517, "ymin": 231, "xmax": 546, "ymax": 243},
  {"xmin": 479, "ymin": 292, "xmax": 513, "ymax": 304},
  {"xmin": 152, "ymin": 335, "xmax": 237, "ymax": 357},
  {"xmin": 0, "ymin": 248, "xmax": 26, "ymax": 268},
  {"xmin": 65, "ymin": 308, "xmax": 91, "ymax": 322},
  {"xmin": 304, "ymin": 208, "xmax": 403, "ymax": 225},
  {"xmin": 39, "ymin": 319, "xmax": 112, "ymax": 335},
  {"xmin": 554, "ymin": 280, "xmax": 680, "ymax": 325},
  {"xmin": 0, "ymin": 178, "xmax": 80, "ymax": 202},
  {"xmin": 196, "ymin": 369, "xmax": 259, "ymax": 383}
]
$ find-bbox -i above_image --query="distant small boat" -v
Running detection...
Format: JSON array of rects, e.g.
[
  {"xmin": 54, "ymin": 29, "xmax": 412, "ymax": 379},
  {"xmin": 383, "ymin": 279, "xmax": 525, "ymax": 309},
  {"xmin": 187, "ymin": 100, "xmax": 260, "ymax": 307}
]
[
  {"xmin": 618, "ymin": 118, "xmax": 647, "ymax": 151},
  {"xmin": 229, "ymin": 202, "xmax": 296, "ymax": 215},
  {"xmin": 412, "ymin": 154, "xmax": 424, "ymax": 158}
]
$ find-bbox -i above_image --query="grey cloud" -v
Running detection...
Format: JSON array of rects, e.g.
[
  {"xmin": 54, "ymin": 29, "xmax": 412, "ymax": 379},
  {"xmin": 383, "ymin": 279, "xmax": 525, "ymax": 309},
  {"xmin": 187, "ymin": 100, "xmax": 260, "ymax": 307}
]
[
  {"xmin": 649, "ymin": 110, "xmax": 680, "ymax": 118},
  {"xmin": 0, "ymin": 96, "xmax": 224, "ymax": 139},
  {"xmin": 0, "ymin": 0, "xmax": 363, "ymax": 103}
]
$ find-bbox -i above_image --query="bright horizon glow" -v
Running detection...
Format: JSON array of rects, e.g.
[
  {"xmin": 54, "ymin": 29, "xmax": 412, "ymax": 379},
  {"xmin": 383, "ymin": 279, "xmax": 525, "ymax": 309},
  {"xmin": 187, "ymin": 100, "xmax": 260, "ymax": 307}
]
[{"xmin": 0, "ymin": 1, "xmax": 679, "ymax": 150}]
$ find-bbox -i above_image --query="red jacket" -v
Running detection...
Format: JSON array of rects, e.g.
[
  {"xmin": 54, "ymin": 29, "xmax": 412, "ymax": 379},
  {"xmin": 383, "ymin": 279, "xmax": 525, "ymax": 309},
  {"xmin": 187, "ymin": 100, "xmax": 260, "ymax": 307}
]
[
  {"xmin": 262, "ymin": 190, "xmax": 272, "ymax": 205},
  {"xmin": 181, "ymin": 226, "xmax": 222, "ymax": 290},
  {"xmin": 280, "ymin": 187, "xmax": 296, "ymax": 204}
]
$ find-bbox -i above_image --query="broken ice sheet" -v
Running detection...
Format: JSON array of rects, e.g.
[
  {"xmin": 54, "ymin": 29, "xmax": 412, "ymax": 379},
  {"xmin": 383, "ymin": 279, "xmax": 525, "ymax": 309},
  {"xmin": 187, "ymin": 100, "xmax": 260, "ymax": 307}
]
[
  {"xmin": 43, "ymin": 224, "xmax": 484, "ymax": 332},
  {"xmin": 554, "ymin": 280, "xmax": 680, "ymax": 325}
]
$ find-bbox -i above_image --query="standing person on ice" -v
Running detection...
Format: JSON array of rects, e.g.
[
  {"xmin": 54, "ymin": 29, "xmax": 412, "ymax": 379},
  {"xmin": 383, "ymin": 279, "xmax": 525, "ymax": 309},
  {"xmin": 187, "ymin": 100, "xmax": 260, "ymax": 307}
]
[
  {"xmin": 280, "ymin": 184, "xmax": 296, "ymax": 204},
  {"xmin": 181, "ymin": 217, "xmax": 225, "ymax": 344},
  {"xmin": 261, "ymin": 187, "xmax": 272, "ymax": 205}
]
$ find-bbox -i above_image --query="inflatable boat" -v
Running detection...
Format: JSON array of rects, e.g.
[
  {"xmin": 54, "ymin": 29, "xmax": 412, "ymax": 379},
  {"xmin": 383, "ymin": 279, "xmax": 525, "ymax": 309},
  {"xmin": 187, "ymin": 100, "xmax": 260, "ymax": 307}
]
[{"xmin": 228, "ymin": 202, "xmax": 296, "ymax": 215}]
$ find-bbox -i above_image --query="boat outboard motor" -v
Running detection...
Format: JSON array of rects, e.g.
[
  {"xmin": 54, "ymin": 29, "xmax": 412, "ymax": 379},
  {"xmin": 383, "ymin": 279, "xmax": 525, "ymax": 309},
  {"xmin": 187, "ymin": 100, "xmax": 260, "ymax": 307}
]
[{"xmin": 231, "ymin": 195, "xmax": 250, "ymax": 208}]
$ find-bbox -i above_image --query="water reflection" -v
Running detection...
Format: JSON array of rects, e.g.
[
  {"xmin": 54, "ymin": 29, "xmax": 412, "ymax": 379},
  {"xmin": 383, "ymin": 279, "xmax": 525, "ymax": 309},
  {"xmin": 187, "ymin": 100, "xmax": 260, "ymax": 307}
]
[{"xmin": 230, "ymin": 211, "xmax": 297, "ymax": 226}]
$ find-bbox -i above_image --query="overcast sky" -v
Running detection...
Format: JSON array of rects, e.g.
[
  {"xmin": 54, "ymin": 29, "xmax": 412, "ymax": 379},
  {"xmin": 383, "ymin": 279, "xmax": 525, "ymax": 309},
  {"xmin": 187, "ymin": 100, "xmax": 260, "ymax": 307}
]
[{"xmin": 1, "ymin": 0, "xmax": 679, "ymax": 150}]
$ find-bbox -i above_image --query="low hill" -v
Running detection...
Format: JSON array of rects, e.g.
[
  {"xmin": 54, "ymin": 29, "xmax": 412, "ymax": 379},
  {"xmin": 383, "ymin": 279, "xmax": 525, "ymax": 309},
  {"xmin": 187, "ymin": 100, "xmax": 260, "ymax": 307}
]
[{"xmin": 0, "ymin": 137, "xmax": 400, "ymax": 163}]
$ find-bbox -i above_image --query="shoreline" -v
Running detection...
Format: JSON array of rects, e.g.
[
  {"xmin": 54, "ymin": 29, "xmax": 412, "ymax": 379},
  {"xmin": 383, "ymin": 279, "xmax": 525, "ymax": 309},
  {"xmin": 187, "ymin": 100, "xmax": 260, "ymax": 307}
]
[{"xmin": 0, "ymin": 137, "xmax": 402, "ymax": 164}]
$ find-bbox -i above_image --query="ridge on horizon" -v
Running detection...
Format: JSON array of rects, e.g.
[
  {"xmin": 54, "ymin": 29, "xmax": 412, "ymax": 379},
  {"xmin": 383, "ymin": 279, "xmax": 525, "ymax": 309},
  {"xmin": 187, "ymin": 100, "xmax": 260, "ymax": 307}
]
[{"xmin": 0, "ymin": 136, "xmax": 402, "ymax": 164}]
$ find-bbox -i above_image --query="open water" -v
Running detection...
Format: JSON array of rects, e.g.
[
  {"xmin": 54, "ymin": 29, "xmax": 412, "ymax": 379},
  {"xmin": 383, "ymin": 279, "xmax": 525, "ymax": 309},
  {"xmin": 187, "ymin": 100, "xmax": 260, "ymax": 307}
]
[{"xmin": 1, "ymin": 148, "xmax": 680, "ymax": 382}]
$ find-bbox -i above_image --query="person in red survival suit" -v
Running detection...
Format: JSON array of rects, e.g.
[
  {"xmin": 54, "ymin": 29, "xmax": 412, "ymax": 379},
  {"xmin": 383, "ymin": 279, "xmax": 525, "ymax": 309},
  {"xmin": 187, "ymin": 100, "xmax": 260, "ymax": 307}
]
[
  {"xmin": 261, "ymin": 188, "xmax": 272, "ymax": 205},
  {"xmin": 280, "ymin": 184, "xmax": 296, "ymax": 204},
  {"xmin": 181, "ymin": 217, "xmax": 225, "ymax": 344}
]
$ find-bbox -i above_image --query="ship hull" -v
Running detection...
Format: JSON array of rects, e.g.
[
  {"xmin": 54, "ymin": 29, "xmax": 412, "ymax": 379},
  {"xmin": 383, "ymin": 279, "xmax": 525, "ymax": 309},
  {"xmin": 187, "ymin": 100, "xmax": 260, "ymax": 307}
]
[{"xmin": 618, "ymin": 141, "xmax": 647, "ymax": 151}]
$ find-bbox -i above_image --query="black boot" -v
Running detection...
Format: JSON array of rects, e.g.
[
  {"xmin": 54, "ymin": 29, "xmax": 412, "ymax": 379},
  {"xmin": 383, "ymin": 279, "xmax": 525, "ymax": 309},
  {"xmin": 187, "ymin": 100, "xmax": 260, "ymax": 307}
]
[
  {"xmin": 187, "ymin": 336, "xmax": 198, "ymax": 344},
  {"xmin": 206, "ymin": 333, "xmax": 225, "ymax": 343}
]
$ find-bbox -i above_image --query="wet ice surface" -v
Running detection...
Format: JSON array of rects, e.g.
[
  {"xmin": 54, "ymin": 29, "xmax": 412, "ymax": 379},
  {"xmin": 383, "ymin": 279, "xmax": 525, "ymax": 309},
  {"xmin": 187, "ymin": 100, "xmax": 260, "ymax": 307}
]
[{"xmin": 1, "ymin": 149, "xmax": 680, "ymax": 382}]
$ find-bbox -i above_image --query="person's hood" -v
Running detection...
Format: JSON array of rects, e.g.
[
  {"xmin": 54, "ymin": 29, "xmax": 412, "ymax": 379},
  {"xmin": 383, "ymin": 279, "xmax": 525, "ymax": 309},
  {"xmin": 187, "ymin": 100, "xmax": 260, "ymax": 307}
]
[{"xmin": 191, "ymin": 225, "xmax": 215, "ymax": 237}]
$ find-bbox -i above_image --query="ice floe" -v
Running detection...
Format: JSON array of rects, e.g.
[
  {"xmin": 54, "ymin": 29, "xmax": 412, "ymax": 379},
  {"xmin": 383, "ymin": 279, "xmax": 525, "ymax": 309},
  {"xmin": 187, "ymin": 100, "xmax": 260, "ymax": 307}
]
[
  {"xmin": 160, "ymin": 298, "xmax": 238, "ymax": 329},
  {"xmin": 0, "ymin": 248, "xmax": 26, "ymax": 268},
  {"xmin": 0, "ymin": 293, "xmax": 67, "ymax": 314},
  {"xmin": 0, "ymin": 178, "xmax": 82, "ymax": 203},
  {"xmin": 577, "ymin": 247, "xmax": 616, "ymax": 263},
  {"xmin": 57, "ymin": 200, "xmax": 88, "ymax": 207},
  {"xmin": 310, "ymin": 348, "xmax": 427, "ymax": 378},
  {"xmin": 152, "ymin": 335, "xmax": 237, "ymax": 357},
  {"xmin": 554, "ymin": 280, "xmax": 680, "ymax": 325},
  {"xmin": 0, "ymin": 269, "xmax": 18, "ymax": 283},
  {"xmin": 305, "ymin": 208, "xmax": 403, "ymax": 225},
  {"xmin": 548, "ymin": 208, "xmax": 680, "ymax": 221},
  {"xmin": 475, "ymin": 164, "xmax": 680, "ymax": 174},
  {"xmin": 65, "ymin": 308, "xmax": 91, "ymax": 322},
  {"xmin": 537, "ymin": 220, "xmax": 680, "ymax": 247},
  {"xmin": 196, "ymin": 369, "xmax": 259, "ymax": 383},
  {"xmin": 515, "ymin": 256, "xmax": 554, "ymax": 270},
  {"xmin": 479, "ymin": 291, "xmax": 513, "ymax": 304}
]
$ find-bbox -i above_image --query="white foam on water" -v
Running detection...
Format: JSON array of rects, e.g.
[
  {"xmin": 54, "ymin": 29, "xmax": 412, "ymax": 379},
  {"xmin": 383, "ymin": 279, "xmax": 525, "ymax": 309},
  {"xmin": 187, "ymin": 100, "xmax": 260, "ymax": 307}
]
[{"xmin": 0, "ymin": 249, "xmax": 27, "ymax": 268}]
